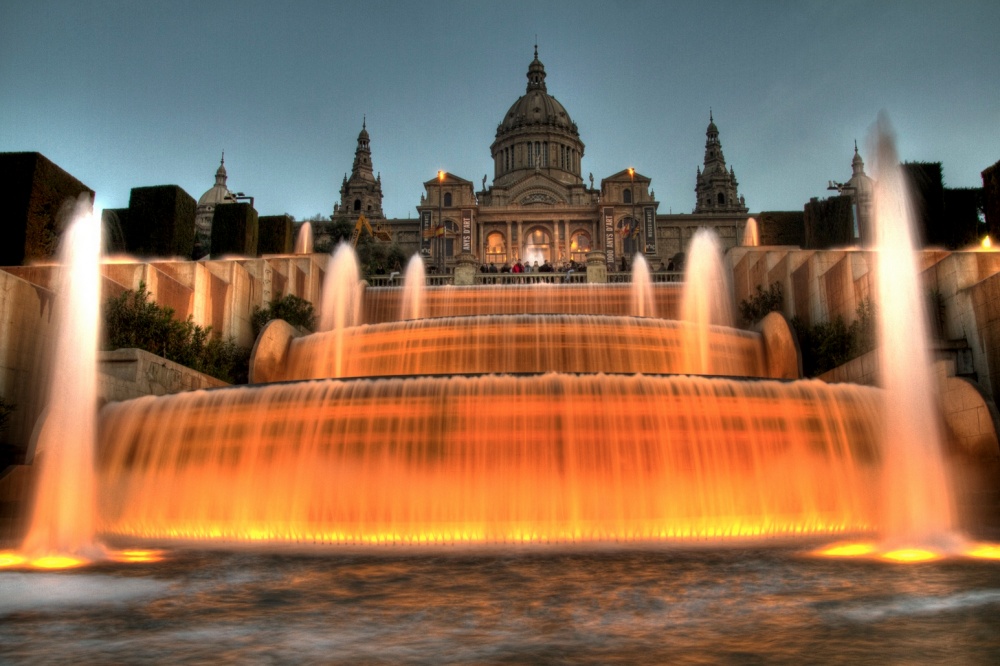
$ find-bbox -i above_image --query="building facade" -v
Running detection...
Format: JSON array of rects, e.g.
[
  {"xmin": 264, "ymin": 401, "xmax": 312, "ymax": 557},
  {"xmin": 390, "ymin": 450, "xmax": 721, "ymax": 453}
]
[{"xmin": 346, "ymin": 48, "xmax": 754, "ymax": 271}]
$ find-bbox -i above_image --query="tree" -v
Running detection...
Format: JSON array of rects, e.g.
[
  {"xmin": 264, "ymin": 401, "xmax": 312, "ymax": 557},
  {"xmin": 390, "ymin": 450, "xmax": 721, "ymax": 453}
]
[
  {"xmin": 103, "ymin": 282, "xmax": 250, "ymax": 384},
  {"xmin": 251, "ymin": 294, "xmax": 316, "ymax": 338}
]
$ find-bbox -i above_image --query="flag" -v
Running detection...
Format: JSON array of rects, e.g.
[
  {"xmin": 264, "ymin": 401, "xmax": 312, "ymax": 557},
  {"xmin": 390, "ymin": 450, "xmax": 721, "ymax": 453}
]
[{"xmin": 436, "ymin": 225, "xmax": 446, "ymax": 237}]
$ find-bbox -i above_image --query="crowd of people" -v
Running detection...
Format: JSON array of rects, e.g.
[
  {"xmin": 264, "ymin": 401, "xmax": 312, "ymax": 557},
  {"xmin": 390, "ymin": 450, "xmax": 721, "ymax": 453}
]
[{"xmin": 479, "ymin": 258, "xmax": 586, "ymax": 275}]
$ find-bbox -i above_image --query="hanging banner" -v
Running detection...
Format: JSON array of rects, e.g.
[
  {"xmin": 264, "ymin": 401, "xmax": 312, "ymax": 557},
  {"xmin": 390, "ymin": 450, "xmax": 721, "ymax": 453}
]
[
  {"xmin": 462, "ymin": 209, "xmax": 472, "ymax": 253},
  {"xmin": 603, "ymin": 207, "xmax": 615, "ymax": 265},
  {"xmin": 421, "ymin": 210, "xmax": 432, "ymax": 252},
  {"xmin": 644, "ymin": 206, "xmax": 656, "ymax": 254}
]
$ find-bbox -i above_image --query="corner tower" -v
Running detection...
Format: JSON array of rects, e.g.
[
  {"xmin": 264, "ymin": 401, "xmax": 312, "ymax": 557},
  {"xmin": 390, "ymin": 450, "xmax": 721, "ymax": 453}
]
[
  {"xmin": 694, "ymin": 112, "xmax": 748, "ymax": 214},
  {"xmin": 336, "ymin": 118, "xmax": 385, "ymax": 219}
]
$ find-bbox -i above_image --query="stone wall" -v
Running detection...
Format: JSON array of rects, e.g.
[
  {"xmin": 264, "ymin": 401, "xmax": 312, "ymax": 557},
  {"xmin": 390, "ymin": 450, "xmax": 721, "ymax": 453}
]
[{"xmin": 730, "ymin": 246, "xmax": 1000, "ymax": 402}]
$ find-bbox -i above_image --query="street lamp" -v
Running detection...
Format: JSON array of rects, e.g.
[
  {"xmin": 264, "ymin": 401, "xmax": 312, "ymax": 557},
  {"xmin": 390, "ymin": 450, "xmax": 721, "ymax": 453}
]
[
  {"xmin": 438, "ymin": 170, "xmax": 445, "ymax": 273},
  {"xmin": 628, "ymin": 167, "xmax": 636, "ymax": 262}
]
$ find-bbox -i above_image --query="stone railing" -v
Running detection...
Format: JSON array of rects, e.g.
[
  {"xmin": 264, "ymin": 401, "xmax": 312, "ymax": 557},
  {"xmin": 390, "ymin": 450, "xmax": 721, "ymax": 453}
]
[{"xmin": 366, "ymin": 270, "xmax": 681, "ymax": 286}]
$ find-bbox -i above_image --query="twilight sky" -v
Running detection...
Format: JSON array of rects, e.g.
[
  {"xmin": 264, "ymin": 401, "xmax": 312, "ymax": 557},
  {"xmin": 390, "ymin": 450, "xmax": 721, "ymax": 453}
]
[{"xmin": 2, "ymin": 0, "xmax": 998, "ymax": 220}]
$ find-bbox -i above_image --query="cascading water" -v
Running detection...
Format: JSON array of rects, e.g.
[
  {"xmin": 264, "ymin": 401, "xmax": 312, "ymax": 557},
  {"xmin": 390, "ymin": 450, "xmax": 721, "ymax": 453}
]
[
  {"xmin": 18, "ymin": 195, "xmax": 104, "ymax": 566},
  {"xmin": 400, "ymin": 253, "xmax": 426, "ymax": 320},
  {"xmin": 871, "ymin": 115, "xmax": 956, "ymax": 550},
  {"xmin": 630, "ymin": 254, "xmax": 655, "ymax": 317},
  {"xmin": 317, "ymin": 243, "xmax": 362, "ymax": 377},
  {"xmin": 274, "ymin": 314, "xmax": 766, "ymax": 381},
  {"xmin": 680, "ymin": 228, "xmax": 735, "ymax": 375},
  {"xmin": 293, "ymin": 221, "xmax": 314, "ymax": 254},
  {"xmin": 97, "ymin": 374, "xmax": 882, "ymax": 544},
  {"xmin": 742, "ymin": 217, "xmax": 759, "ymax": 247}
]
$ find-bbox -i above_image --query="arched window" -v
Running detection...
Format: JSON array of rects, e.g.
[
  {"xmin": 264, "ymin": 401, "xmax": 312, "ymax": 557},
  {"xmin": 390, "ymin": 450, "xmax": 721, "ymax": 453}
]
[
  {"xmin": 717, "ymin": 192, "xmax": 726, "ymax": 205},
  {"xmin": 527, "ymin": 142, "xmax": 533, "ymax": 167},
  {"xmin": 623, "ymin": 188, "xmax": 632, "ymax": 204},
  {"xmin": 353, "ymin": 199, "xmax": 361, "ymax": 211},
  {"xmin": 444, "ymin": 192, "xmax": 452, "ymax": 207}
]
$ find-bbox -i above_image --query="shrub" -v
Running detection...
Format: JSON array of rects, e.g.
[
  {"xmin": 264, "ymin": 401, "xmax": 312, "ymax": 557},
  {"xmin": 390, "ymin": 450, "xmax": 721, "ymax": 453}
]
[
  {"xmin": 251, "ymin": 294, "xmax": 316, "ymax": 338},
  {"xmin": 0, "ymin": 397, "xmax": 14, "ymax": 433},
  {"xmin": 791, "ymin": 297, "xmax": 878, "ymax": 377},
  {"xmin": 103, "ymin": 282, "xmax": 250, "ymax": 384},
  {"xmin": 739, "ymin": 282, "xmax": 783, "ymax": 326}
]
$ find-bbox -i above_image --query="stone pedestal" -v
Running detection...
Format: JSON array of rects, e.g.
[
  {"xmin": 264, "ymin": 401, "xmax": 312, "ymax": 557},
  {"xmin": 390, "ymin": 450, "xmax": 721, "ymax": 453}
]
[
  {"xmin": 453, "ymin": 252, "xmax": 479, "ymax": 286},
  {"xmin": 586, "ymin": 251, "xmax": 607, "ymax": 284}
]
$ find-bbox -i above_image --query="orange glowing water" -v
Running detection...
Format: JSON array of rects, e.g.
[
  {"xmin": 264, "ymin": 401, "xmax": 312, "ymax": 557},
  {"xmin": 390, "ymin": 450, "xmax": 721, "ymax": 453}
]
[
  {"xmin": 742, "ymin": 217, "xmax": 760, "ymax": 247},
  {"xmin": 362, "ymin": 283, "xmax": 682, "ymax": 324},
  {"xmin": 293, "ymin": 221, "xmax": 314, "ymax": 254},
  {"xmin": 281, "ymin": 314, "xmax": 766, "ymax": 381},
  {"xmin": 871, "ymin": 117, "xmax": 954, "ymax": 547},
  {"xmin": 400, "ymin": 254, "xmax": 426, "ymax": 320},
  {"xmin": 96, "ymin": 374, "xmax": 882, "ymax": 544},
  {"xmin": 18, "ymin": 196, "xmax": 105, "ymax": 565},
  {"xmin": 681, "ymin": 230, "xmax": 735, "ymax": 375}
]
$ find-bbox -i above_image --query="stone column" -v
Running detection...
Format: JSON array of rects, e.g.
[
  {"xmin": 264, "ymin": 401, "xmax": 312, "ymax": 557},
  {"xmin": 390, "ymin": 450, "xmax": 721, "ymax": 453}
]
[
  {"xmin": 586, "ymin": 250, "xmax": 607, "ymax": 284},
  {"xmin": 453, "ymin": 252, "xmax": 479, "ymax": 286},
  {"xmin": 552, "ymin": 221, "xmax": 560, "ymax": 263}
]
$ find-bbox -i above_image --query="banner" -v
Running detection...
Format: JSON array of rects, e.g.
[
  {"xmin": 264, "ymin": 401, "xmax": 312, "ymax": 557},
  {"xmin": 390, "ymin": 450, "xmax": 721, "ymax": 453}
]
[
  {"xmin": 462, "ymin": 210, "xmax": 472, "ymax": 253},
  {"xmin": 421, "ymin": 210, "xmax": 432, "ymax": 252},
  {"xmin": 603, "ymin": 207, "xmax": 615, "ymax": 265},
  {"xmin": 644, "ymin": 206, "xmax": 656, "ymax": 254}
]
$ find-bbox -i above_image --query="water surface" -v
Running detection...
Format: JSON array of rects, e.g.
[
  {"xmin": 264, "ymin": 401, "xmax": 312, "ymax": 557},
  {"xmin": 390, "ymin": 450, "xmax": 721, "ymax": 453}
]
[{"xmin": 2, "ymin": 546, "xmax": 999, "ymax": 663}]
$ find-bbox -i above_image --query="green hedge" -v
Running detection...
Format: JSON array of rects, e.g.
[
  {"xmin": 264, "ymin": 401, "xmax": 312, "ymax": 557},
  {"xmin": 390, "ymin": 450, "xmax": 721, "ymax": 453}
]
[{"xmin": 103, "ymin": 282, "xmax": 250, "ymax": 384}]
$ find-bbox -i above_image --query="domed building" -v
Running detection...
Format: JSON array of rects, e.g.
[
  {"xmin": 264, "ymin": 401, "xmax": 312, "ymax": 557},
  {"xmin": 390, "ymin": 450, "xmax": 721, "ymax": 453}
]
[
  {"xmin": 195, "ymin": 153, "xmax": 237, "ymax": 258},
  {"xmin": 844, "ymin": 142, "xmax": 875, "ymax": 243},
  {"xmin": 345, "ymin": 47, "xmax": 754, "ymax": 271}
]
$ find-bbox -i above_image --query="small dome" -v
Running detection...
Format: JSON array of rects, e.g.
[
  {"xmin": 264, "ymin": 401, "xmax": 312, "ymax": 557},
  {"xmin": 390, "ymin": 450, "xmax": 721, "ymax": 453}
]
[{"xmin": 198, "ymin": 154, "xmax": 236, "ymax": 206}]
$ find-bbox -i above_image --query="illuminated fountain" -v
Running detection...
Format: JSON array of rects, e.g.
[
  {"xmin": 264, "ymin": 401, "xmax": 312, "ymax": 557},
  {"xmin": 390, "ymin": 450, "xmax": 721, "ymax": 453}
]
[
  {"xmin": 293, "ymin": 221, "xmax": 314, "ymax": 254},
  {"xmin": 630, "ymin": 254, "xmax": 655, "ymax": 317},
  {"xmin": 400, "ymin": 253, "xmax": 426, "ymax": 320},
  {"xmin": 91, "ymin": 228, "xmax": 893, "ymax": 546},
  {"xmin": 5, "ymin": 124, "xmax": 996, "ymax": 555},
  {"xmin": 680, "ymin": 229, "xmax": 736, "ymax": 375},
  {"xmin": 316, "ymin": 242, "xmax": 363, "ymax": 378},
  {"xmin": 742, "ymin": 217, "xmax": 759, "ymax": 246},
  {"xmin": 12, "ymin": 196, "xmax": 103, "ymax": 568}
]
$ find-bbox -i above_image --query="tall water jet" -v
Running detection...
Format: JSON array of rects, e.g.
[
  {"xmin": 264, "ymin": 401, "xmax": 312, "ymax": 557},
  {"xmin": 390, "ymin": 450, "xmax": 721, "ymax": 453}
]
[
  {"xmin": 400, "ymin": 253, "xmax": 426, "ymax": 320},
  {"xmin": 680, "ymin": 228, "xmax": 734, "ymax": 374},
  {"xmin": 317, "ymin": 243, "xmax": 362, "ymax": 377},
  {"xmin": 630, "ymin": 254, "xmax": 655, "ymax": 317},
  {"xmin": 294, "ymin": 221, "xmax": 314, "ymax": 254},
  {"xmin": 742, "ymin": 217, "xmax": 759, "ymax": 247},
  {"xmin": 19, "ymin": 195, "xmax": 103, "ymax": 565},
  {"xmin": 871, "ymin": 115, "xmax": 955, "ymax": 548}
]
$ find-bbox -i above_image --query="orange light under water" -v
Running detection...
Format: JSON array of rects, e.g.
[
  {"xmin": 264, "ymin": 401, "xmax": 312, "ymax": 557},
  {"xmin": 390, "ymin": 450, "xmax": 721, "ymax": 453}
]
[
  {"xmin": 108, "ymin": 549, "xmax": 165, "ymax": 563},
  {"xmin": 983, "ymin": 236, "xmax": 992, "ymax": 249},
  {"xmin": 814, "ymin": 542, "xmax": 877, "ymax": 558},
  {"xmin": 27, "ymin": 555, "xmax": 89, "ymax": 569},
  {"xmin": 965, "ymin": 543, "xmax": 1000, "ymax": 560},
  {"xmin": 0, "ymin": 552, "xmax": 28, "ymax": 568},
  {"xmin": 881, "ymin": 548, "xmax": 941, "ymax": 563}
]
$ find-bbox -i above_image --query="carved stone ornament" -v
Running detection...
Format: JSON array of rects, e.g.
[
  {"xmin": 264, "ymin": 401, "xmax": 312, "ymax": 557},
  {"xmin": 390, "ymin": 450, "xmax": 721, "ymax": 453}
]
[{"xmin": 519, "ymin": 192, "xmax": 558, "ymax": 205}]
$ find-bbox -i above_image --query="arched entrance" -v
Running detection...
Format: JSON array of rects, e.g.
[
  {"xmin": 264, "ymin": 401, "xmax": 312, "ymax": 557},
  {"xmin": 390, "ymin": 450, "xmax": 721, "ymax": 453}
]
[
  {"xmin": 485, "ymin": 231, "xmax": 507, "ymax": 264},
  {"xmin": 523, "ymin": 226, "xmax": 553, "ymax": 266}
]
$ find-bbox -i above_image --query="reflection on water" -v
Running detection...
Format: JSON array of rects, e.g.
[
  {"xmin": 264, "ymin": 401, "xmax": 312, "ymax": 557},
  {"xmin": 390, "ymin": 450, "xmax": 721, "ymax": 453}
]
[{"xmin": 1, "ymin": 547, "xmax": 998, "ymax": 663}]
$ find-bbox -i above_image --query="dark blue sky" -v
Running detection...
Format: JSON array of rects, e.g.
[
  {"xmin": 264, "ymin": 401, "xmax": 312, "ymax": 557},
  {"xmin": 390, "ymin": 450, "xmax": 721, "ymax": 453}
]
[{"xmin": 2, "ymin": 0, "xmax": 997, "ymax": 219}]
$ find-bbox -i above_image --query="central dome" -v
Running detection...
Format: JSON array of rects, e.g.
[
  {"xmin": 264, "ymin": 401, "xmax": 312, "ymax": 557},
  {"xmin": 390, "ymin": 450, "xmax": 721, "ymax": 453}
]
[
  {"xmin": 496, "ymin": 47, "xmax": 578, "ymax": 138},
  {"xmin": 490, "ymin": 47, "xmax": 585, "ymax": 188}
]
